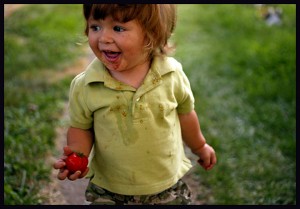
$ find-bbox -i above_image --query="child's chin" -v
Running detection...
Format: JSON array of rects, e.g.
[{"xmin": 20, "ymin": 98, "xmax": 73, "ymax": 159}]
[{"xmin": 106, "ymin": 63, "xmax": 122, "ymax": 71}]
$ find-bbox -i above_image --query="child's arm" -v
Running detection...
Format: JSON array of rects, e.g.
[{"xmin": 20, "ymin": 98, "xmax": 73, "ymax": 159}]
[
  {"xmin": 67, "ymin": 127, "xmax": 94, "ymax": 157},
  {"xmin": 53, "ymin": 127, "xmax": 94, "ymax": 180},
  {"xmin": 178, "ymin": 110, "xmax": 217, "ymax": 170}
]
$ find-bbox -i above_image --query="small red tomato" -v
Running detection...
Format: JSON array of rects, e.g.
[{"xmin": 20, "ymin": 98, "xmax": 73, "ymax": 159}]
[{"xmin": 65, "ymin": 152, "xmax": 88, "ymax": 174}]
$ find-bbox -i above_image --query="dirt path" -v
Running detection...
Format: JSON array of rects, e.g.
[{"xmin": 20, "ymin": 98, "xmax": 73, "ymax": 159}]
[
  {"xmin": 40, "ymin": 103, "xmax": 90, "ymax": 205},
  {"xmin": 38, "ymin": 48, "xmax": 94, "ymax": 204}
]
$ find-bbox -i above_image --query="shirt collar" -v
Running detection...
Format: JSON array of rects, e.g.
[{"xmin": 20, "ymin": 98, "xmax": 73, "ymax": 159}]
[{"xmin": 84, "ymin": 58, "xmax": 107, "ymax": 85}]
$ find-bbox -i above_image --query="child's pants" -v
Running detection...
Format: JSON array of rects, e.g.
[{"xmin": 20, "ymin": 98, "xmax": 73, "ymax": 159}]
[{"xmin": 84, "ymin": 179, "xmax": 192, "ymax": 205}]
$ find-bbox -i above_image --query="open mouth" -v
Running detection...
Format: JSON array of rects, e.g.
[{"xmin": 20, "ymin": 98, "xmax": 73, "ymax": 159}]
[{"xmin": 103, "ymin": 50, "xmax": 121, "ymax": 62}]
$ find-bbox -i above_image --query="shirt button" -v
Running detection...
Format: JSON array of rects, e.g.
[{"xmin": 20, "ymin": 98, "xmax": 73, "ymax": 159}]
[{"xmin": 136, "ymin": 97, "xmax": 140, "ymax": 102}]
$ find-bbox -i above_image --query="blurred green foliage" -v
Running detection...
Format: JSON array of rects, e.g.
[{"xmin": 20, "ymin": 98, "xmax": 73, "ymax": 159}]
[
  {"xmin": 4, "ymin": 4, "xmax": 296, "ymax": 205},
  {"xmin": 174, "ymin": 4, "xmax": 296, "ymax": 204},
  {"xmin": 4, "ymin": 4, "xmax": 85, "ymax": 204}
]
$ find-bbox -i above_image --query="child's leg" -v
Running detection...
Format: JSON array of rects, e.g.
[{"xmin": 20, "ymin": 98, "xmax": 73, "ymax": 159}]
[{"xmin": 85, "ymin": 179, "xmax": 192, "ymax": 205}]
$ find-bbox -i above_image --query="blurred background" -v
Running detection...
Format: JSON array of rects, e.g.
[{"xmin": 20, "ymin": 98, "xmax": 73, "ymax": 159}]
[{"xmin": 4, "ymin": 4, "xmax": 296, "ymax": 205}]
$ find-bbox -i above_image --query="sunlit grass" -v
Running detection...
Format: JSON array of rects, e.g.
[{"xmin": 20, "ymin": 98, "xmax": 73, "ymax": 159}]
[
  {"xmin": 174, "ymin": 4, "xmax": 296, "ymax": 205},
  {"xmin": 4, "ymin": 4, "xmax": 296, "ymax": 205},
  {"xmin": 4, "ymin": 4, "xmax": 86, "ymax": 204}
]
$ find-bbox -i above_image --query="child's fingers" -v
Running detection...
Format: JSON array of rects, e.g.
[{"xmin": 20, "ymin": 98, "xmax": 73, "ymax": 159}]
[
  {"xmin": 197, "ymin": 159, "xmax": 207, "ymax": 169},
  {"xmin": 211, "ymin": 153, "xmax": 217, "ymax": 166},
  {"xmin": 57, "ymin": 168, "xmax": 69, "ymax": 180},
  {"xmin": 68, "ymin": 171, "xmax": 82, "ymax": 181},
  {"xmin": 206, "ymin": 152, "xmax": 217, "ymax": 170},
  {"xmin": 63, "ymin": 146, "xmax": 73, "ymax": 156},
  {"xmin": 53, "ymin": 159, "xmax": 66, "ymax": 169},
  {"xmin": 79, "ymin": 167, "xmax": 89, "ymax": 178},
  {"xmin": 204, "ymin": 164, "xmax": 214, "ymax": 170},
  {"xmin": 198, "ymin": 157, "xmax": 216, "ymax": 170},
  {"xmin": 198, "ymin": 158, "xmax": 210, "ymax": 167}
]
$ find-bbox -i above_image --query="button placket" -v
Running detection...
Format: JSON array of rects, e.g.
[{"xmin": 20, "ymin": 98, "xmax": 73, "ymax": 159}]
[
  {"xmin": 131, "ymin": 68, "xmax": 162, "ymax": 120},
  {"xmin": 132, "ymin": 94, "xmax": 141, "ymax": 119}
]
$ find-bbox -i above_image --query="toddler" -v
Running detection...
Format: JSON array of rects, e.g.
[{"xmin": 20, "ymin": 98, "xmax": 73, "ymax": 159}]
[{"xmin": 53, "ymin": 4, "xmax": 216, "ymax": 205}]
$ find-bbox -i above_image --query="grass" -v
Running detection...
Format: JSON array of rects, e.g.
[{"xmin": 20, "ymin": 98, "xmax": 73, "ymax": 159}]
[
  {"xmin": 173, "ymin": 4, "xmax": 296, "ymax": 204},
  {"xmin": 4, "ymin": 4, "xmax": 296, "ymax": 205},
  {"xmin": 4, "ymin": 4, "xmax": 86, "ymax": 204}
]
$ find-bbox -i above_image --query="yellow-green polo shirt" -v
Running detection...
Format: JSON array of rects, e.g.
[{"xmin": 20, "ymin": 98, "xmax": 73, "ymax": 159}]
[{"xmin": 68, "ymin": 56, "xmax": 194, "ymax": 195}]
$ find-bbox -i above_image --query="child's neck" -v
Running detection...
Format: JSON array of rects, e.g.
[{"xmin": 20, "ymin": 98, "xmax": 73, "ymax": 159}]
[{"xmin": 107, "ymin": 60, "xmax": 151, "ymax": 89}]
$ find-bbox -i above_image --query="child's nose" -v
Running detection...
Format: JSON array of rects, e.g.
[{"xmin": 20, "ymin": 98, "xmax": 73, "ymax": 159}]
[{"xmin": 99, "ymin": 29, "xmax": 113, "ymax": 44}]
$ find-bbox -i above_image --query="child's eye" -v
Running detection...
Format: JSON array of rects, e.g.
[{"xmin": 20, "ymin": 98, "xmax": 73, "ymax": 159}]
[
  {"xmin": 90, "ymin": 25, "xmax": 101, "ymax": 32},
  {"xmin": 113, "ymin": 26, "xmax": 125, "ymax": 32}
]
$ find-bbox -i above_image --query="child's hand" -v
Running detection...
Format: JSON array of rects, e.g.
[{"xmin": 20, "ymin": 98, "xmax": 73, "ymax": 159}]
[
  {"xmin": 53, "ymin": 146, "xmax": 89, "ymax": 181},
  {"xmin": 195, "ymin": 144, "xmax": 217, "ymax": 170}
]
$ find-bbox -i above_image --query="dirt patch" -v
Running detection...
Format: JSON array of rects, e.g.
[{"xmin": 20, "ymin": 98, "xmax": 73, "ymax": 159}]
[
  {"xmin": 39, "ymin": 103, "xmax": 89, "ymax": 205},
  {"xmin": 39, "ymin": 52, "xmax": 93, "ymax": 205}
]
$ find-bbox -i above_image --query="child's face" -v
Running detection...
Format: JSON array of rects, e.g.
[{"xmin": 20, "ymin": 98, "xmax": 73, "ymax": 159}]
[{"xmin": 87, "ymin": 16, "xmax": 149, "ymax": 72}]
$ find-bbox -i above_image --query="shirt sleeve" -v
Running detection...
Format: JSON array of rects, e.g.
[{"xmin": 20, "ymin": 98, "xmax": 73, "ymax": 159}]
[
  {"xmin": 68, "ymin": 73, "xmax": 93, "ymax": 130},
  {"xmin": 174, "ymin": 62, "xmax": 195, "ymax": 114}
]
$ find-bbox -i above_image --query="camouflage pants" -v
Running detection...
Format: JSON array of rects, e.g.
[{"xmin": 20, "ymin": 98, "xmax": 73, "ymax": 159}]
[{"xmin": 85, "ymin": 179, "xmax": 192, "ymax": 205}]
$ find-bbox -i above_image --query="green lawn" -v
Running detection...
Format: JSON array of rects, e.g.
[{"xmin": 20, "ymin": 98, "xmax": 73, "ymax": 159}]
[
  {"xmin": 4, "ymin": 4, "xmax": 86, "ymax": 204},
  {"xmin": 4, "ymin": 4, "xmax": 296, "ymax": 205},
  {"xmin": 173, "ymin": 4, "xmax": 296, "ymax": 204}
]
